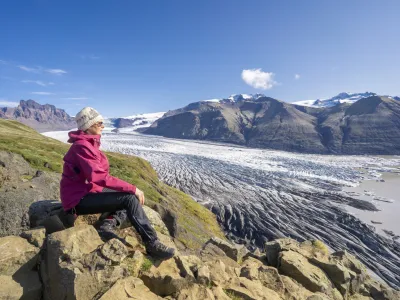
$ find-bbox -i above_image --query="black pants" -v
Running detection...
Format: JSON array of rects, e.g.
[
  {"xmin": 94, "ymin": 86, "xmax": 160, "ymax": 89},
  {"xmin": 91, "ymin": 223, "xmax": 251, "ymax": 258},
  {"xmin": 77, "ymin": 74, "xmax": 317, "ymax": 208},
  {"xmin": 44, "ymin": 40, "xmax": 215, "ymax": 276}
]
[{"xmin": 75, "ymin": 192, "xmax": 157, "ymax": 243}]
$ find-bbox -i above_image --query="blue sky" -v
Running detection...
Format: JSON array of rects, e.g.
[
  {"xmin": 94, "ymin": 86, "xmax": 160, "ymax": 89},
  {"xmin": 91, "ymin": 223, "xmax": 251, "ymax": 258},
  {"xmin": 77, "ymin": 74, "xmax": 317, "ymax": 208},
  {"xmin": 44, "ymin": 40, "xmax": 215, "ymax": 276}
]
[{"xmin": 1, "ymin": 1, "xmax": 399, "ymax": 117}]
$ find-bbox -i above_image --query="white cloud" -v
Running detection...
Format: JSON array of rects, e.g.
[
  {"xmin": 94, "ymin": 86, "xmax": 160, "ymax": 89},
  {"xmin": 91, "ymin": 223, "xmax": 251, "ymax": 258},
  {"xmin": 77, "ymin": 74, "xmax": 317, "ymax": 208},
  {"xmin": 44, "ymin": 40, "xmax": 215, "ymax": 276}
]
[
  {"xmin": 241, "ymin": 69, "xmax": 277, "ymax": 90},
  {"xmin": 18, "ymin": 65, "xmax": 41, "ymax": 73},
  {"xmin": 31, "ymin": 92, "xmax": 55, "ymax": 95},
  {"xmin": 46, "ymin": 69, "xmax": 67, "ymax": 75},
  {"xmin": 61, "ymin": 97, "xmax": 90, "ymax": 100},
  {"xmin": 0, "ymin": 100, "xmax": 19, "ymax": 107},
  {"xmin": 295, "ymin": 74, "xmax": 301, "ymax": 80},
  {"xmin": 0, "ymin": 60, "xmax": 7, "ymax": 64},
  {"xmin": 22, "ymin": 80, "xmax": 54, "ymax": 87}
]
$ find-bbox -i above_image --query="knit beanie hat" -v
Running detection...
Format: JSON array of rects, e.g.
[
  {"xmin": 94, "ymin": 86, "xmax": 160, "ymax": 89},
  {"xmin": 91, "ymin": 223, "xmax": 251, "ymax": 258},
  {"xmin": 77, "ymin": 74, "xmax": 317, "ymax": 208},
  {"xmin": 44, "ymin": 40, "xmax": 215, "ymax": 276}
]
[{"xmin": 75, "ymin": 107, "xmax": 104, "ymax": 131}]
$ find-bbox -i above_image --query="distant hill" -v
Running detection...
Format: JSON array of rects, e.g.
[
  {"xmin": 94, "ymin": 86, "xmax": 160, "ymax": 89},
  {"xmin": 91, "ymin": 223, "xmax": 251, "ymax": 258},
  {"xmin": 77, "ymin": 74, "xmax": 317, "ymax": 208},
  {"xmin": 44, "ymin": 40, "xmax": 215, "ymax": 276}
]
[
  {"xmin": 145, "ymin": 94, "xmax": 400, "ymax": 155},
  {"xmin": 0, "ymin": 100, "xmax": 75, "ymax": 132}
]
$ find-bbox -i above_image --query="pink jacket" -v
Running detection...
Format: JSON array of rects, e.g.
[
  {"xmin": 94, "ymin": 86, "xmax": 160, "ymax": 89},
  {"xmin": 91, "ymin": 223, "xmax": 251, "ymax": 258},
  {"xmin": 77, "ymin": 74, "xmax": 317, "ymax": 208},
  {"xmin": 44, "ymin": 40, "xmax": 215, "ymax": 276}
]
[{"xmin": 60, "ymin": 130, "xmax": 136, "ymax": 210}]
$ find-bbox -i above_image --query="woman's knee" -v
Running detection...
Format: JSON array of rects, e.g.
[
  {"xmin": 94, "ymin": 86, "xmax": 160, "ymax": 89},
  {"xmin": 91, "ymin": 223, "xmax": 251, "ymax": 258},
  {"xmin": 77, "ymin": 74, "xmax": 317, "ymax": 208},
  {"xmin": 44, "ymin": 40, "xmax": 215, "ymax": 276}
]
[{"xmin": 123, "ymin": 193, "xmax": 139, "ymax": 208}]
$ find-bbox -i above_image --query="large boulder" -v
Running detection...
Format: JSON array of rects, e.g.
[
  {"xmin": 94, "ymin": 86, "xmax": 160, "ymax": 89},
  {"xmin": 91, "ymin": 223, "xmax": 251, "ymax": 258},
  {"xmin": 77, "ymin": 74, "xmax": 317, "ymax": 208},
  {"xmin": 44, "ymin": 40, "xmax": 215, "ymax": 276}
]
[
  {"xmin": 140, "ymin": 257, "xmax": 190, "ymax": 296},
  {"xmin": 98, "ymin": 277, "xmax": 160, "ymax": 300},
  {"xmin": 0, "ymin": 235, "xmax": 42, "ymax": 299},
  {"xmin": 279, "ymin": 251, "xmax": 334, "ymax": 294},
  {"xmin": 206, "ymin": 237, "xmax": 248, "ymax": 263},
  {"xmin": 41, "ymin": 225, "xmax": 129, "ymax": 300},
  {"xmin": 0, "ymin": 235, "xmax": 39, "ymax": 275},
  {"xmin": 0, "ymin": 151, "xmax": 61, "ymax": 237},
  {"xmin": 0, "ymin": 273, "xmax": 41, "ymax": 300},
  {"xmin": 175, "ymin": 284, "xmax": 215, "ymax": 300}
]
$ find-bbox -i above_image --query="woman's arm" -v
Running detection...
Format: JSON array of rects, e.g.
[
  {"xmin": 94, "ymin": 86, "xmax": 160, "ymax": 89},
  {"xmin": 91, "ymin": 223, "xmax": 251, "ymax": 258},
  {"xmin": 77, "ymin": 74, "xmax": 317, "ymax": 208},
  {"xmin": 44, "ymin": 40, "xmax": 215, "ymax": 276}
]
[{"xmin": 74, "ymin": 144, "xmax": 137, "ymax": 194}]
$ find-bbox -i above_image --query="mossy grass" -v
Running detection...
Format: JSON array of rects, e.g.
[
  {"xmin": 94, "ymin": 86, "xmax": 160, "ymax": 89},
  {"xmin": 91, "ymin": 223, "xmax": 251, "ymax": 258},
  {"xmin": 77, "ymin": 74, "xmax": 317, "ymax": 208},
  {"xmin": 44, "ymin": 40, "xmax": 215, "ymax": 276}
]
[
  {"xmin": 140, "ymin": 257, "xmax": 153, "ymax": 272},
  {"xmin": 0, "ymin": 119, "xmax": 225, "ymax": 248},
  {"xmin": 223, "ymin": 289, "xmax": 244, "ymax": 300},
  {"xmin": 312, "ymin": 239, "xmax": 329, "ymax": 255}
]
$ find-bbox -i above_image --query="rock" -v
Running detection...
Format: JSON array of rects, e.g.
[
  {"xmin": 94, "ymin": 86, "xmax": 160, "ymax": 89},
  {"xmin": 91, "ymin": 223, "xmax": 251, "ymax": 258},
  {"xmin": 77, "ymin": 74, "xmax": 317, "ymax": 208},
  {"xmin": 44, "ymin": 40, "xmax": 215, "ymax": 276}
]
[
  {"xmin": 125, "ymin": 234, "xmax": 140, "ymax": 248},
  {"xmin": 140, "ymin": 257, "xmax": 189, "ymax": 296},
  {"xmin": 238, "ymin": 277, "xmax": 282, "ymax": 299},
  {"xmin": 265, "ymin": 238, "xmax": 301, "ymax": 267},
  {"xmin": 41, "ymin": 225, "xmax": 114, "ymax": 300},
  {"xmin": 280, "ymin": 275, "xmax": 313, "ymax": 300},
  {"xmin": 20, "ymin": 227, "xmax": 46, "ymax": 247},
  {"xmin": 0, "ymin": 235, "xmax": 39, "ymax": 275},
  {"xmin": 121, "ymin": 250, "xmax": 144, "ymax": 277},
  {"xmin": 197, "ymin": 265, "xmax": 211, "ymax": 285},
  {"xmin": 309, "ymin": 256, "xmax": 351, "ymax": 296},
  {"xmin": 330, "ymin": 251, "xmax": 367, "ymax": 276},
  {"xmin": 307, "ymin": 293, "xmax": 331, "ymax": 300},
  {"xmin": 0, "ymin": 273, "xmax": 42, "ymax": 300},
  {"xmin": 258, "ymin": 266, "xmax": 285, "ymax": 295},
  {"xmin": 223, "ymin": 285, "xmax": 258, "ymax": 300},
  {"xmin": 212, "ymin": 286, "xmax": 232, "ymax": 300},
  {"xmin": 201, "ymin": 242, "xmax": 241, "ymax": 269},
  {"xmin": 143, "ymin": 206, "xmax": 170, "ymax": 236},
  {"xmin": 240, "ymin": 257, "xmax": 264, "ymax": 280},
  {"xmin": 152, "ymin": 203, "xmax": 178, "ymax": 238},
  {"xmin": 175, "ymin": 255, "xmax": 202, "ymax": 280},
  {"xmin": 364, "ymin": 279, "xmax": 400, "ymax": 300},
  {"xmin": 207, "ymin": 260, "xmax": 231, "ymax": 286},
  {"xmin": 0, "ymin": 164, "xmax": 60, "ymax": 237},
  {"xmin": 175, "ymin": 284, "xmax": 215, "ymax": 300},
  {"xmin": 47, "ymin": 224, "xmax": 103, "ymax": 261},
  {"xmin": 207, "ymin": 237, "xmax": 248, "ymax": 263},
  {"xmin": 98, "ymin": 276, "xmax": 160, "ymax": 300},
  {"xmin": 279, "ymin": 251, "xmax": 333, "ymax": 293},
  {"xmin": 101, "ymin": 238, "xmax": 128, "ymax": 263},
  {"xmin": 348, "ymin": 294, "xmax": 373, "ymax": 300}
]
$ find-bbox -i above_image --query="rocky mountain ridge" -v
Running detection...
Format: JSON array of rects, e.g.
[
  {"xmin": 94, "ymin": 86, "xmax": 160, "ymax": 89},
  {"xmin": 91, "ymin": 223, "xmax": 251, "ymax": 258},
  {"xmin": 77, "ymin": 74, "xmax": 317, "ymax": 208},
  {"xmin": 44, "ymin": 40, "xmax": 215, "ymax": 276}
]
[
  {"xmin": 0, "ymin": 99, "xmax": 75, "ymax": 132},
  {"xmin": 1, "ymin": 209, "xmax": 399, "ymax": 299},
  {"xmin": 145, "ymin": 95, "xmax": 400, "ymax": 154}
]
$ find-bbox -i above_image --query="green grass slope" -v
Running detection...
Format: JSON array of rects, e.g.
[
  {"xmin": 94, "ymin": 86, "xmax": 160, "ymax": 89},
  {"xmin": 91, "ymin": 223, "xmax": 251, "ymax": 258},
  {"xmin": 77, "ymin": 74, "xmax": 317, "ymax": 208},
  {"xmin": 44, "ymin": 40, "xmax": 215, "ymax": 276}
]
[{"xmin": 0, "ymin": 119, "xmax": 224, "ymax": 248}]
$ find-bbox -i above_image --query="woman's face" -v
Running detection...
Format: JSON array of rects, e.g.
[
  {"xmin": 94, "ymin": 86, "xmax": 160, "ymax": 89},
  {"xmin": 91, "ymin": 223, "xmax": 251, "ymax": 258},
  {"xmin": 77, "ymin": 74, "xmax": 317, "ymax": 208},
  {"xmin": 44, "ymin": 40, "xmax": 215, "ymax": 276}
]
[{"xmin": 85, "ymin": 121, "xmax": 105, "ymax": 135}]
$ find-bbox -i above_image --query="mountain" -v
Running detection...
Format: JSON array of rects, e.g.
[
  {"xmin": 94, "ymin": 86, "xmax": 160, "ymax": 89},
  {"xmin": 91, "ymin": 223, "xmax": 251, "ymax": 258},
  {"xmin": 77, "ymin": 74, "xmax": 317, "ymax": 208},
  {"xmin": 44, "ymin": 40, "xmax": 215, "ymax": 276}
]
[
  {"xmin": 105, "ymin": 112, "xmax": 165, "ymax": 133},
  {"xmin": 145, "ymin": 94, "xmax": 400, "ymax": 154},
  {"xmin": 293, "ymin": 92, "xmax": 379, "ymax": 107},
  {"xmin": 0, "ymin": 100, "xmax": 75, "ymax": 132}
]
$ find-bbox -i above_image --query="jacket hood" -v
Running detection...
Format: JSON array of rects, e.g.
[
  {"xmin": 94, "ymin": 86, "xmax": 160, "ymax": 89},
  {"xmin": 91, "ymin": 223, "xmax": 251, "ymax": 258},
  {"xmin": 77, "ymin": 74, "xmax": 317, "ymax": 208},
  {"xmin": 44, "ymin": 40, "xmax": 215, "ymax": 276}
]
[{"xmin": 67, "ymin": 130, "xmax": 101, "ymax": 147}]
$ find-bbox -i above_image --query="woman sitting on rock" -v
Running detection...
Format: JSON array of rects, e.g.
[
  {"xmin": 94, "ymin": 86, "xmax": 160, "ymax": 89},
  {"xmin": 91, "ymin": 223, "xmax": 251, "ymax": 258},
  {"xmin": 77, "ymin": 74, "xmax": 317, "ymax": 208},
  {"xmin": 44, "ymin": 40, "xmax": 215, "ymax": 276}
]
[{"xmin": 60, "ymin": 107, "xmax": 175, "ymax": 259}]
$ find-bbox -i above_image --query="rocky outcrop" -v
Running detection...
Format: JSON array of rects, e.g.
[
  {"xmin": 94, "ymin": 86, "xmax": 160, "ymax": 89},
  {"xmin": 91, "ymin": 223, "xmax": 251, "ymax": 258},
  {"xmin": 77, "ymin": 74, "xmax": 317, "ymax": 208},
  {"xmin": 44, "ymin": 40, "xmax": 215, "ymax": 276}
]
[
  {"xmin": 146, "ymin": 95, "xmax": 400, "ymax": 155},
  {"xmin": 0, "ymin": 99, "xmax": 75, "ymax": 132},
  {"xmin": 0, "ymin": 151, "xmax": 60, "ymax": 237},
  {"xmin": 0, "ymin": 207, "xmax": 399, "ymax": 300}
]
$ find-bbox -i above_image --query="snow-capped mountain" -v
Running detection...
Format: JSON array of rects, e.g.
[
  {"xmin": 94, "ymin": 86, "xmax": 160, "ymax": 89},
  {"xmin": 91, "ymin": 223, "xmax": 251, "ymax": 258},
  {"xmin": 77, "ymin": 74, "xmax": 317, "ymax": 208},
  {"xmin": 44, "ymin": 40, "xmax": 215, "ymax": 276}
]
[
  {"xmin": 104, "ymin": 112, "xmax": 165, "ymax": 132},
  {"xmin": 202, "ymin": 94, "xmax": 266, "ymax": 103},
  {"xmin": 293, "ymin": 92, "xmax": 379, "ymax": 108}
]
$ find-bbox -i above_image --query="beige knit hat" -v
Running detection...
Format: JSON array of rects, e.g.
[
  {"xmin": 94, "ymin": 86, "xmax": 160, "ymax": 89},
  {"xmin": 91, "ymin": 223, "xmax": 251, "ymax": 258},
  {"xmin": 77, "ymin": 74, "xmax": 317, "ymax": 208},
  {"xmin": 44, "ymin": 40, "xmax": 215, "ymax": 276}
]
[{"xmin": 75, "ymin": 107, "xmax": 103, "ymax": 131}]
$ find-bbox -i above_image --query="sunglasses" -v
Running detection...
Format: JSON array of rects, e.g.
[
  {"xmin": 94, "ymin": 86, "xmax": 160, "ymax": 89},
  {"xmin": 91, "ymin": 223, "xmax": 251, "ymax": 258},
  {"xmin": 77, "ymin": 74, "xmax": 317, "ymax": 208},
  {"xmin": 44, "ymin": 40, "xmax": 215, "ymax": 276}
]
[{"xmin": 95, "ymin": 122, "xmax": 104, "ymax": 127}]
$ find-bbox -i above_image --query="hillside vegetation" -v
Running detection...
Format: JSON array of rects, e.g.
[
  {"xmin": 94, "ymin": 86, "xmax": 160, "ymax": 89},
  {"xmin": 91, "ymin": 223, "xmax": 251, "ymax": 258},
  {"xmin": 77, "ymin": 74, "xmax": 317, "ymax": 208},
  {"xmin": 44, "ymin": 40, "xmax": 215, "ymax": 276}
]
[{"xmin": 0, "ymin": 118, "xmax": 224, "ymax": 248}]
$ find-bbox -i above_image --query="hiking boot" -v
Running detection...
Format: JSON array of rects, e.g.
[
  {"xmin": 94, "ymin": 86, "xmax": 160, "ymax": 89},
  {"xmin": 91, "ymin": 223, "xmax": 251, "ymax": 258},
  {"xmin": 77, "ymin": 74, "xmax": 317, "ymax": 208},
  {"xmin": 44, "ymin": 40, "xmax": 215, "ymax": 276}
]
[
  {"xmin": 98, "ymin": 218, "xmax": 118, "ymax": 241},
  {"xmin": 145, "ymin": 240, "xmax": 175, "ymax": 259}
]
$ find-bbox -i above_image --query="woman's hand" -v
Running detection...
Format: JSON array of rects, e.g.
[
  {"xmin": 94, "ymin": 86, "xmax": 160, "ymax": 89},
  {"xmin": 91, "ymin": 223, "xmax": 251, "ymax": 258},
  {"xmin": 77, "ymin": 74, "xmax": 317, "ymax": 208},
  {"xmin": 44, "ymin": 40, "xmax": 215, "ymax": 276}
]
[{"xmin": 135, "ymin": 188, "xmax": 145, "ymax": 205}]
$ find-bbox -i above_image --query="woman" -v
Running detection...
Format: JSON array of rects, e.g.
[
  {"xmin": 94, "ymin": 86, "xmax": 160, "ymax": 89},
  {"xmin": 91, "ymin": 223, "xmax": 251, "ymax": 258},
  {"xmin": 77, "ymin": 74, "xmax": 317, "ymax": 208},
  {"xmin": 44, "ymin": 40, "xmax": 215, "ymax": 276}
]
[{"xmin": 60, "ymin": 107, "xmax": 175, "ymax": 259}]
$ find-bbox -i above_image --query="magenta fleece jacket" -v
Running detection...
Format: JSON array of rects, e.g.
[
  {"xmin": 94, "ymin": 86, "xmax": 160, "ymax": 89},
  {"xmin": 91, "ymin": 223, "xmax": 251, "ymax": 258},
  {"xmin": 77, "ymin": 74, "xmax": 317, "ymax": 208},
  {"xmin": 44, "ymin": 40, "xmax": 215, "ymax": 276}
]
[{"xmin": 60, "ymin": 130, "xmax": 136, "ymax": 210}]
